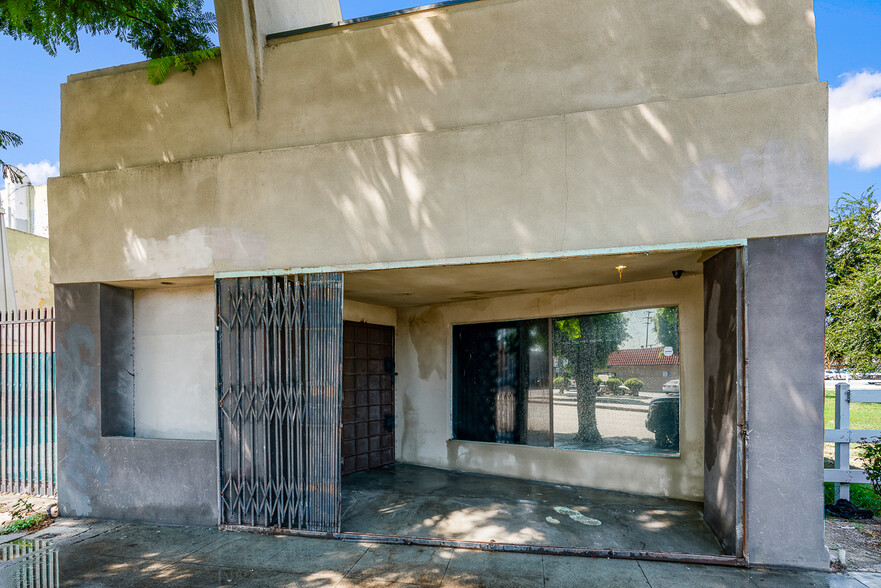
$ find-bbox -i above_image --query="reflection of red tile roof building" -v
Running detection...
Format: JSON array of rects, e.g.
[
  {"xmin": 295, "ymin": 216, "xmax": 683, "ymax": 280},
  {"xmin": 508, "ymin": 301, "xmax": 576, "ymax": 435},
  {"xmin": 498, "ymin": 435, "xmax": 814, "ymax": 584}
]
[{"xmin": 607, "ymin": 347, "xmax": 680, "ymax": 366}]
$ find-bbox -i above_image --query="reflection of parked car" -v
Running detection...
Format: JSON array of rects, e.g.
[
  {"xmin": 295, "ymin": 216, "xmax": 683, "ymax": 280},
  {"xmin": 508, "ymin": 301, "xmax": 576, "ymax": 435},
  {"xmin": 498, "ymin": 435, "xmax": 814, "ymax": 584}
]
[
  {"xmin": 646, "ymin": 396, "xmax": 679, "ymax": 449},
  {"xmin": 854, "ymin": 373, "xmax": 881, "ymax": 381},
  {"xmin": 662, "ymin": 379, "xmax": 680, "ymax": 393}
]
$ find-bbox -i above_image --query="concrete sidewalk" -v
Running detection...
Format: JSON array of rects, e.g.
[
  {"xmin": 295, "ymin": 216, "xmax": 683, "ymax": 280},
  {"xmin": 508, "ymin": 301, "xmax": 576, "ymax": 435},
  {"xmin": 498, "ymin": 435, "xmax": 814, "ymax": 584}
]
[{"xmin": 0, "ymin": 519, "xmax": 877, "ymax": 587}]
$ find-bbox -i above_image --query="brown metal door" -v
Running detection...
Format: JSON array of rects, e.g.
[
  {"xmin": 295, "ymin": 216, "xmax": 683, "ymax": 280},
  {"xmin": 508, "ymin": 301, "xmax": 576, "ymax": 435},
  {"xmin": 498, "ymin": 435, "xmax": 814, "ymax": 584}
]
[{"xmin": 342, "ymin": 322, "xmax": 395, "ymax": 476}]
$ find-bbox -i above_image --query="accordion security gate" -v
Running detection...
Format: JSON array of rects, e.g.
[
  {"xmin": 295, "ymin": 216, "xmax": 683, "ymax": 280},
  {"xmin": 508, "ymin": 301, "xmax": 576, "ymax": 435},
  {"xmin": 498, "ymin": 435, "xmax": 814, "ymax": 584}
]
[{"xmin": 217, "ymin": 274, "xmax": 343, "ymax": 532}]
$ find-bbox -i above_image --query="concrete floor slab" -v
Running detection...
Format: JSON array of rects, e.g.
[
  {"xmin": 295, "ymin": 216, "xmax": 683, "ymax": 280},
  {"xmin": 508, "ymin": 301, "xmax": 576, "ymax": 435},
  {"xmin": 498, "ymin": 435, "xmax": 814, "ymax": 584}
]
[
  {"xmin": 747, "ymin": 568, "xmax": 870, "ymax": 588},
  {"xmin": 241, "ymin": 568, "xmax": 349, "ymax": 587},
  {"xmin": 0, "ymin": 519, "xmax": 865, "ymax": 587},
  {"xmin": 637, "ymin": 560, "xmax": 756, "ymax": 588},
  {"xmin": 542, "ymin": 556, "xmax": 651, "ymax": 587},
  {"xmin": 342, "ymin": 464, "xmax": 723, "ymax": 555},
  {"xmin": 57, "ymin": 552, "xmax": 172, "ymax": 587},
  {"xmin": 344, "ymin": 544, "xmax": 453, "ymax": 586},
  {"xmin": 849, "ymin": 572, "xmax": 881, "ymax": 588},
  {"xmin": 443, "ymin": 550, "xmax": 545, "ymax": 587},
  {"xmin": 258, "ymin": 537, "xmax": 373, "ymax": 575},
  {"xmin": 62, "ymin": 523, "xmax": 228, "ymax": 562},
  {"xmin": 178, "ymin": 531, "xmax": 290, "ymax": 569},
  {"xmin": 639, "ymin": 561, "xmax": 862, "ymax": 588},
  {"xmin": 129, "ymin": 561, "xmax": 253, "ymax": 587}
]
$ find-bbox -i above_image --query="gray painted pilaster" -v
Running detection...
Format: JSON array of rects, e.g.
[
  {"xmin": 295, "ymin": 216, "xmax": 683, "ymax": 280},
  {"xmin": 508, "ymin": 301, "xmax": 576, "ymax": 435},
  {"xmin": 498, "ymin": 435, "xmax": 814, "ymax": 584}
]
[{"xmin": 744, "ymin": 235, "xmax": 828, "ymax": 569}]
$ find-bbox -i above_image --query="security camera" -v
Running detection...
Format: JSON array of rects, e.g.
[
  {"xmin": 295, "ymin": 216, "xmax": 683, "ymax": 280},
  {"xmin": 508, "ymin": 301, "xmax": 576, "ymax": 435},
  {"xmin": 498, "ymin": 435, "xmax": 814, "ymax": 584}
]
[{"xmin": 672, "ymin": 270, "xmax": 684, "ymax": 279}]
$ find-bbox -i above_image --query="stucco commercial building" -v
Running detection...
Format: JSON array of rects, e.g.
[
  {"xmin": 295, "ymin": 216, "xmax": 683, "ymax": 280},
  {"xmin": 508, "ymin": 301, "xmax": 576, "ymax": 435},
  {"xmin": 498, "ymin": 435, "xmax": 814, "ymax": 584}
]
[{"xmin": 50, "ymin": 0, "xmax": 829, "ymax": 570}]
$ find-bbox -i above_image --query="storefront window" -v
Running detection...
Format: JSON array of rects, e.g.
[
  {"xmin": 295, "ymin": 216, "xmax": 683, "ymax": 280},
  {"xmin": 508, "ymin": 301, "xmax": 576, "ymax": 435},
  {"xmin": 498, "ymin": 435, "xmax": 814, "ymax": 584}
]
[{"xmin": 452, "ymin": 307, "xmax": 681, "ymax": 456}]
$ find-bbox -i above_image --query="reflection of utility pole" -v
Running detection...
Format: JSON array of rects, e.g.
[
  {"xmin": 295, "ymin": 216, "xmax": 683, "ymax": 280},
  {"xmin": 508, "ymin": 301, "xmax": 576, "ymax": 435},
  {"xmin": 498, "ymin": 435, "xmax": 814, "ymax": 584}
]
[{"xmin": 643, "ymin": 311, "xmax": 652, "ymax": 348}]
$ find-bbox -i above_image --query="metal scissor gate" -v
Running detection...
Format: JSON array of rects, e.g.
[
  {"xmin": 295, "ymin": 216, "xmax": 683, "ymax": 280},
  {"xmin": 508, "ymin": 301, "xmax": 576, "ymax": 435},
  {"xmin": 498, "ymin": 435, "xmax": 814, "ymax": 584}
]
[{"xmin": 217, "ymin": 274, "xmax": 343, "ymax": 532}]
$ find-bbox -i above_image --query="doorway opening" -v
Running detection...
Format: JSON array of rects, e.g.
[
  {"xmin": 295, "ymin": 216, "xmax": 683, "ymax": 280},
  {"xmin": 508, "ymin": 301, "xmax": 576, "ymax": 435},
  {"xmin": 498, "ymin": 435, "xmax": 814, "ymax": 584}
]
[{"xmin": 342, "ymin": 321, "xmax": 395, "ymax": 476}]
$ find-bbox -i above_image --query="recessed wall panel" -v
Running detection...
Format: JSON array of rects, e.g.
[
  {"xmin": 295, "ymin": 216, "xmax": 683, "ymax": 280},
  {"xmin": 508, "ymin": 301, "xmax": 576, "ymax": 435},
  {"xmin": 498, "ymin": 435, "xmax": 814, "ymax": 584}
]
[{"xmin": 133, "ymin": 286, "xmax": 216, "ymax": 440}]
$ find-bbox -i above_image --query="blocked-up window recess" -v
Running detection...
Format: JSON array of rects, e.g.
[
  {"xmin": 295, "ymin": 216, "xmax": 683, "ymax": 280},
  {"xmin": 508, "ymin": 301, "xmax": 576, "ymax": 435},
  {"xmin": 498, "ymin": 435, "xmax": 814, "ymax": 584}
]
[
  {"xmin": 452, "ymin": 307, "xmax": 681, "ymax": 456},
  {"xmin": 98, "ymin": 284, "xmax": 216, "ymax": 440},
  {"xmin": 132, "ymin": 286, "xmax": 216, "ymax": 441}
]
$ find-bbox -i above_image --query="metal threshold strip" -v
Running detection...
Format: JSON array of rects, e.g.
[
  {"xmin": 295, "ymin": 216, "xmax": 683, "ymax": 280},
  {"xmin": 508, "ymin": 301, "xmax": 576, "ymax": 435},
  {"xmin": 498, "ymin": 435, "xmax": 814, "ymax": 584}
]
[{"xmin": 219, "ymin": 525, "xmax": 746, "ymax": 568}]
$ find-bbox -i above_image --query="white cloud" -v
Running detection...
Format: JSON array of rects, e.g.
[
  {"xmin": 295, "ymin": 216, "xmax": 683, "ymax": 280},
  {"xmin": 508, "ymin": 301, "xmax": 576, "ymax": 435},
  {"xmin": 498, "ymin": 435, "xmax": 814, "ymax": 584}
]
[
  {"xmin": 829, "ymin": 71, "xmax": 881, "ymax": 171},
  {"xmin": 14, "ymin": 160, "xmax": 59, "ymax": 186}
]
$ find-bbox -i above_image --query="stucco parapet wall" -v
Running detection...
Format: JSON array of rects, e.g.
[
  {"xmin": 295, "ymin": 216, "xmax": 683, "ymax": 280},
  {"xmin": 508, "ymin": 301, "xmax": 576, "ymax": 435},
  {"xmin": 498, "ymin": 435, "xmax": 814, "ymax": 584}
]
[
  {"xmin": 59, "ymin": 0, "xmax": 818, "ymax": 175},
  {"xmin": 50, "ymin": 82, "xmax": 828, "ymax": 285}
]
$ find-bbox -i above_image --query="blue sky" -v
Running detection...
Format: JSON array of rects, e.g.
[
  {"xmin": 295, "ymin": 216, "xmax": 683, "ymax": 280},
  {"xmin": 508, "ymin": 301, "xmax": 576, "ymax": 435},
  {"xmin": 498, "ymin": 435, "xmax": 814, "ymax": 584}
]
[{"xmin": 2, "ymin": 0, "xmax": 880, "ymax": 209}]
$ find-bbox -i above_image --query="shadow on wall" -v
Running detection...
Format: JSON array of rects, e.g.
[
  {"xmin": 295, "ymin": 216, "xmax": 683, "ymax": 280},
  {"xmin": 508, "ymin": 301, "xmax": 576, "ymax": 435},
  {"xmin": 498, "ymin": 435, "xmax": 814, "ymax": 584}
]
[
  {"xmin": 53, "ymin": 0, "xmax": 823, "ymax": 282},
  {"xmin": 62, "ymin": 0, "xmax": 817, "ymax": 173}
]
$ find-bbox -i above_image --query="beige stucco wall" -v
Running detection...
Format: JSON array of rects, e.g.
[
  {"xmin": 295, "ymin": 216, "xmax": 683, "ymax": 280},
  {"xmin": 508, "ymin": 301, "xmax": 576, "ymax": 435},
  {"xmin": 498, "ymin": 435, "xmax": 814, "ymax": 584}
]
[
  {"xmin": 133, "ymin": 286, "xmax": 216, "ymax": 440},
  {"xmin": 344, "ymin": 299, "xmax": 397, "ymax": 326},
  {"xmin": 51, "ymin": 0, "xmax": 827, "ymax": 286},
  {"xmin": 50, "ymin": 81, "xmax": 827, "ymax": 285},
  {"xmin": 395, "ymin": 274, "xmax": 704, "ymax": 501},
  {"xmin": 6, "ymin": 228, "xmax": 53, "ymax": 309},
  {"xmin": 59, "ymin": 0, "xmax": 818, "ymax": 176}
]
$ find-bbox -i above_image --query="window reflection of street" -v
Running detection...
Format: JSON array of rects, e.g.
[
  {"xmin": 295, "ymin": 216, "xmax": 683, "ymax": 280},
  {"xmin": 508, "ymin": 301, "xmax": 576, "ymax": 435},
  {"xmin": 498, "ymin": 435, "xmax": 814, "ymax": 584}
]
[
  {"xmin": 452, "ymin": 306, "xmax": 681, "ymax": 456},
  {"xmin": 525, "ymin": 388, "xmax": 679, "ymax": 456}
]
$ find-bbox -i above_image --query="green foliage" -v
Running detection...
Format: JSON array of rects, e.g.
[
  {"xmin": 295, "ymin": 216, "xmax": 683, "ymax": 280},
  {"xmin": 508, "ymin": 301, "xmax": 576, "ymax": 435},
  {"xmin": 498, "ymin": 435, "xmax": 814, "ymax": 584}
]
[
  {"xmin": 827, "ymin": 266, "xmax": 881, "ymax": 372},
  {"xmin": 9, "ymin": 498, "xmax": 33, "ymax": 521},
  {"xmin": 827, "ymin": 188, "xmax": 881, "ymax": 289},
  {"xmin": 654, "ymin": 307, "xmax": 680, "ymax": 356},
  {"xmin": 1, "ymin": 498, "xmax": 44, "ymax": 535},
  {"xmin": 0, "ymin": 1, "xmax": 219, "ymax": 176},
  {"xmin": 554, "ymin": 313, "xmax": 628, "ymax": 442},
  {"xmin": 860, "ymin": 438, "xmax": 881, "ymax": 500},
  {"xmin": 824, "ymin": 483, "xmax": 881, "ymax": 517},
  {"xmin": 1, "ymin": 513, "xmax": 44, "ymax": 534},
  {"xmin": 624, "ymin": 378, "xmax": 644, "ymax": 394},
  {"xmin": 147, "ymin": 46, "xmax": 220, "ymax": 84},
  {"xmin": 553, "ymin": 376, "xmax": 570, "ymax": 391},
  {"xmin": 0, "ymin": 129, "xmax": 24, "ymax": 183},
  {"xmin": 0, "ymin": 0, "xmax": 216, "ymax": 58},
  {"xmin": 605, "ymin": 378, "xmax": 623, "ymax": 394},
  {"xmin": 826, "ymin": 188, "xmax": 881, "ymax": 372},
  {"xmin": 554, "ymin": 313, "xmax": 629, "ymax": 374}
]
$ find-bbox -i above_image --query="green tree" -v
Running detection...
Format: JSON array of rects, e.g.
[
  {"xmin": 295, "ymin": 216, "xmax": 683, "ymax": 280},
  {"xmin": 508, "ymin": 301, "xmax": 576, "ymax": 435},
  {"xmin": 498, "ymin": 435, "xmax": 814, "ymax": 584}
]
[
  {"xmin": 654, "ymin": 307, "xmax": 680, "ymax": 356},
  {"xmin": 0, "ymin": 1, "xmax": 215, "ymax": 58},
  {"xmin": 826, "ymin": 187, "xmax": 881, "ymax": 372},
  {"xmin": 1, "ymin": 0, "xmax": 218, "ymax": 178},
  {"xmin": 555, "ymin": 313, "xmax": 628, "ymax": 443},
  {"xmin": 1, "ymin": 130, "xmax": 24, "ymax": 183}
]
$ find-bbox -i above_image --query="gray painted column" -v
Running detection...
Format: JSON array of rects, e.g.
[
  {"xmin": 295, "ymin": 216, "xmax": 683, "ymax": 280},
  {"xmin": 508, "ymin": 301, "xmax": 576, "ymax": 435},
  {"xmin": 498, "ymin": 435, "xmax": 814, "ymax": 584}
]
[{"xmin": 744, "ymin": 235, "xmax": 828, "ymax": 569}]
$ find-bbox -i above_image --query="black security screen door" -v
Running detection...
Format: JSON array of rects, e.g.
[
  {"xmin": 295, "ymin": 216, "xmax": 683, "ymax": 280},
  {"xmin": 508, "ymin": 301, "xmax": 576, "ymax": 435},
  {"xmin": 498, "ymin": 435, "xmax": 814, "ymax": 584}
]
[{"xmin": 217, "ymin": 274, "xmax": 343, "ymax": 531}]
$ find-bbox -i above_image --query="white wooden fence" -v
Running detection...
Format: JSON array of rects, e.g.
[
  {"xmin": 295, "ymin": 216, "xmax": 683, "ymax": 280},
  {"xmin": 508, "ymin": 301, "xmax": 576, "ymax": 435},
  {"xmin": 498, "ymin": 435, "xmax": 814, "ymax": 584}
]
[{"xmin": 824, "ymin": 382, "xmax": 881, "ymax": 500}]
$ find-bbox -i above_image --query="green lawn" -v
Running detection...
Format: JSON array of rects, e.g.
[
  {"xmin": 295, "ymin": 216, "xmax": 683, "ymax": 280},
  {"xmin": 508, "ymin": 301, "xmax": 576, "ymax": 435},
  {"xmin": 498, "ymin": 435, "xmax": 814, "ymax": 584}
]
[
  {"xmin": 824, "ymin": 388, "xmax": 881, "ymax": 432},
  {"xmin": 825, "ymin": 388, "xmax": 881, "ymax": 515}
]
